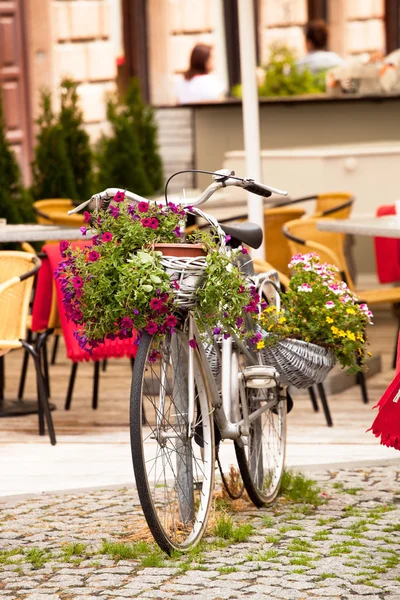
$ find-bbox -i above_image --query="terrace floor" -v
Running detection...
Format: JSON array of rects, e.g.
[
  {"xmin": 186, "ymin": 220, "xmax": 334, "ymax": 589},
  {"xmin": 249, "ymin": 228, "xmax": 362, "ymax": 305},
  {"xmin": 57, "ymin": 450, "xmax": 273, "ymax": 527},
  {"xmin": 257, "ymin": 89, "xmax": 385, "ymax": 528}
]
[{"xmin": 1, "ymin": 308, "xmax": 399, "ymax": 498}]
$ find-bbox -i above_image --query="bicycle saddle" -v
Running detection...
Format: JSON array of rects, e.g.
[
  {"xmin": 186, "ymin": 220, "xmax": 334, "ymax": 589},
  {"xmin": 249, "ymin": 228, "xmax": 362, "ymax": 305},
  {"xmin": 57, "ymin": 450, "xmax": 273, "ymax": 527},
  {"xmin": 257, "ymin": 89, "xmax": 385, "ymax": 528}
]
[{"xmin": 220, "ymin": 222, "xmax": 263, "ymax": 249}]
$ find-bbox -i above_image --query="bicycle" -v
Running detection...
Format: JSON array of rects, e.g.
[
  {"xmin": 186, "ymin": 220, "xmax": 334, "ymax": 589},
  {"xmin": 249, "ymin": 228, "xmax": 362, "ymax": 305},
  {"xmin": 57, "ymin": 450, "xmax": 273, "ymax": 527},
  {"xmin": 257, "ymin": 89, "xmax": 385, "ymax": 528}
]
[{"xmin": 71, "ymin": 169, "xmax": 289, "ymax": 554}]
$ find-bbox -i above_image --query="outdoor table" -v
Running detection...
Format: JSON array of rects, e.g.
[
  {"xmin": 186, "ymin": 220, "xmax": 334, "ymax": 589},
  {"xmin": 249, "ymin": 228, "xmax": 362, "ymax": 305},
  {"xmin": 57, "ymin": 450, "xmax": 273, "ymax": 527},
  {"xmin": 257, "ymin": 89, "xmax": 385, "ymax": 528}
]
[
  {"xmin": 0, "ymin": 223, "xmax": 90, "ymax": 243},
  {"xmin": 317, "ymin": 215, "xmax": 400, "ymax": 238},
  {"xmin": 0, "ymin": 224, "xmax": 89, "ymax": 418}
]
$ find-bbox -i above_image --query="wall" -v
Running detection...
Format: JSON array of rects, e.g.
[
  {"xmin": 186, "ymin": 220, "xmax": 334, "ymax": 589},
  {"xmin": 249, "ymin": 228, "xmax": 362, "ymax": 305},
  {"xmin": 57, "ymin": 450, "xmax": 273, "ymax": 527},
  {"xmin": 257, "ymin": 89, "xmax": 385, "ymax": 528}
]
[
  {"xmin": 27, "ymin": 0, "xmax": 119, "ymax": 143},
  {"xmin": 147, "ymin": 0, "xmax": 227, "ymax": 105}
]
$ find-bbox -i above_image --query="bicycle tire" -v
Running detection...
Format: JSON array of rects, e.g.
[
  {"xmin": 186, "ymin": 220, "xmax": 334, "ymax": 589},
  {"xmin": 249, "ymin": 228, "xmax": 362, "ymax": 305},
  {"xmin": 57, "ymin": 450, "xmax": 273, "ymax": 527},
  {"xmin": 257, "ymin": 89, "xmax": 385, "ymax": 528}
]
[
  {"xmin": 234, "ymin": 342, "xmax": 287, "ymax": 507},
  {"xmin": 130, "ymin": 327, "xmax": 215, "ymax": 554}
]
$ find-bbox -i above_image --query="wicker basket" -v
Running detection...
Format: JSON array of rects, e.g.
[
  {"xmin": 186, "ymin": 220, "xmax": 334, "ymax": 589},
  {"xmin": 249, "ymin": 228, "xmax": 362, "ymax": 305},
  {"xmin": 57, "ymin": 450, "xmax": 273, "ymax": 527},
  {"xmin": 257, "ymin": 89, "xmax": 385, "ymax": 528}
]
[{"xmin": 260, "ymin": 337, "xmax": 335, "ymax": 389}]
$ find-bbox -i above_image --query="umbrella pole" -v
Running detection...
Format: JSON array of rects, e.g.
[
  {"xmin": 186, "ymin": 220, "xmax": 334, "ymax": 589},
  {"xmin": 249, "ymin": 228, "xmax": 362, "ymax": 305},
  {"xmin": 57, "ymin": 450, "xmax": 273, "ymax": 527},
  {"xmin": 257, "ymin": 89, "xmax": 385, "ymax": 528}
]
[{"xmin": 237, "ymin": 0, "xmax": 265, "ymax": 259}]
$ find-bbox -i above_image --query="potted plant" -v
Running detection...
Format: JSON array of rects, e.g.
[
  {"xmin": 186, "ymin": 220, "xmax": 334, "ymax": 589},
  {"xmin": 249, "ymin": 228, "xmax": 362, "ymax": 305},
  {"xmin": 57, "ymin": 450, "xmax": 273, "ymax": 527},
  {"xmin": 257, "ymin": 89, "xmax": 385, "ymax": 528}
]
[
  {"xmin": 56, "ymin": 192, "xmax": 258, "ymax": 353},
  {"xmin": 257, "ymin": 253, "xmax": 372, "ymax": 388}
]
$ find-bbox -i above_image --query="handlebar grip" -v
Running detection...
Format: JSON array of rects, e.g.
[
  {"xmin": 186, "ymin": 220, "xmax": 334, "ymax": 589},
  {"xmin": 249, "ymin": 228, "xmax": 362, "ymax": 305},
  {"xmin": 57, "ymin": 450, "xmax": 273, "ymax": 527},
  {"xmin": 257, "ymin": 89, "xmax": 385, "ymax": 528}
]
[{"xmin": 243, "ymin": 181, "xmax": 272, "ymax": 198}]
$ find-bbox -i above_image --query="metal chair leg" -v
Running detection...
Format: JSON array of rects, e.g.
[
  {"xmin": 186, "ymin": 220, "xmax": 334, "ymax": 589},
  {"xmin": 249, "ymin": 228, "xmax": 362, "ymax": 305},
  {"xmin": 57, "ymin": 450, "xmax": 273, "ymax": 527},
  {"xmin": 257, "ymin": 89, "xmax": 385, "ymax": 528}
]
[
  {"xmin": 102, "ymin": 359, "xmax": 107, "ymax": 372},
  {"xmin": 357, "ymin": 371, "xmax": 369, "ymax": 404},
  {"xmin": 21, "ymin": 340, "xmax": 56, "ymax": 445},
  {"xmin": 392, "ymin": 317, "xmax": 400, "ymax": 369},
  {"xmin": 51, "ymin": 335, "xmax": 60, "ymax": 365},
  {"xmin": 316, "ymin": 383, "xmax": 333, "ymax": 427},
  {"xmin": 92, "ymin": 362, "xmax": 100, "ymax": 410},
  {"xmin": 18, "ymin": 329, "xmax": 33, "ymax": 400},
  {"xmin": 65, "ymin": 363, "xmax": 78, "ymax": 410},
  {"xmin": 308, "ymin": 386, "xmax": 319, "ymax": 412},
  {"xmin": 36, "ymin": 330, "xmax": 53, "ymax": 399}
]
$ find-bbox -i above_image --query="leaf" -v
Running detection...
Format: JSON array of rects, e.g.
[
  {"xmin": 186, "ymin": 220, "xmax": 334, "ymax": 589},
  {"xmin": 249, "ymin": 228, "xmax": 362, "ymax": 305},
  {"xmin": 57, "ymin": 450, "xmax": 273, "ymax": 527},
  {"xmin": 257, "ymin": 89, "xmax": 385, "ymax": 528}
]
[
  {"xmin": 150, "ymin": 274, "xmax": 162, "ymax": 284},
  {"xmin": 137, "ymin": 251, "xmax": 153, "ymax": 264},
  {"xmin": 142, "ymin": 284, "xmax": 153, "ymax": 293}
]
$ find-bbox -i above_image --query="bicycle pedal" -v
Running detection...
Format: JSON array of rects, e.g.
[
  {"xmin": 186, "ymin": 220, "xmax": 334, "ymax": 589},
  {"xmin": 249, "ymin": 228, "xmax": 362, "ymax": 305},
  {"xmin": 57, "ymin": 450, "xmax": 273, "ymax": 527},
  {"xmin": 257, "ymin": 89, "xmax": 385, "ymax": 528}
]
[{"xmin": 241, "ymin": 365, "xmax": 280, "ymax": 389}]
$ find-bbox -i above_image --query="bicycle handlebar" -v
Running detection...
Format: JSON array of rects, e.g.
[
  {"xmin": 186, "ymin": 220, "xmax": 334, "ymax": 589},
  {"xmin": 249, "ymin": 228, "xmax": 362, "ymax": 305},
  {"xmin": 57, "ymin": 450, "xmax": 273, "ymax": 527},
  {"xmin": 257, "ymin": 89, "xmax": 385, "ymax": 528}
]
[{"xmin": 68, "ymin": 169, "xmax": 288, "ymax": 215}]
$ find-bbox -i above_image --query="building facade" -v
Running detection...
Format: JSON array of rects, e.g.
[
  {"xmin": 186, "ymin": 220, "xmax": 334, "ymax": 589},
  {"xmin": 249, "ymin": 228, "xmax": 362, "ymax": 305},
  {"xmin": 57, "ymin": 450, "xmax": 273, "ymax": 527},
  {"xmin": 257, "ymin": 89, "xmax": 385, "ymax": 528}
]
[{"xmin": 1, "ymin": 0, "xmax": 399, "ymax": 184}]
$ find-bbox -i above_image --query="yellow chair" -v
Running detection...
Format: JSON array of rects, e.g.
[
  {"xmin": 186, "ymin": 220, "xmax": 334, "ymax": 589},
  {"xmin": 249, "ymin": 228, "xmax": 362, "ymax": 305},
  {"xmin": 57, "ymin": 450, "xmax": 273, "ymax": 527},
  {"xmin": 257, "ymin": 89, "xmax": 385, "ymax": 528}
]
[
  {"xmin": 33, "ymin": 199, "xmax": 84, "ymax": 227},
  {"xmin": 283, "ymin": 192, "xmax": 354, "ymax": 219},
  {"xmin": 264, "ymin": 206, "xmax": 306, "ymax": 277},
  {"xmin": 0, "ymin": 251, "xmax": 56, "ymax": 444}
]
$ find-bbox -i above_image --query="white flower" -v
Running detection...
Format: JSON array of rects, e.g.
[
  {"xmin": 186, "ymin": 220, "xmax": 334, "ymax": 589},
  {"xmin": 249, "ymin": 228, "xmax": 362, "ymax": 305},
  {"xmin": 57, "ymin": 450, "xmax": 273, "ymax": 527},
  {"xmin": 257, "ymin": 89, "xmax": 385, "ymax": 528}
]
[
  {"xmin": 297, "ymin": 283, "xmax": 312, "ymax": 292},
  {"xmin": 226, "ymin": 263, "xmax": 233, "ymax": 272},
  {"xmin": 325, "ymin": 301, "xmax": 335, "ymax": 309}
]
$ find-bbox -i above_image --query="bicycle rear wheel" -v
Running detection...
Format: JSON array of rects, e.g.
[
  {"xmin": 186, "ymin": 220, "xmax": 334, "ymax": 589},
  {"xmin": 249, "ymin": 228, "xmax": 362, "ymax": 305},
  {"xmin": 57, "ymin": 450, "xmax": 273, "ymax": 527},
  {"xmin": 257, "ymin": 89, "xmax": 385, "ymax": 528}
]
[
  {"xmin": 130, "ymin": 326, "xmax": 215, "ymax": 554},
  {"xmin": 234, "ymin": 343, "xmax": 287, "ymax": 507}
]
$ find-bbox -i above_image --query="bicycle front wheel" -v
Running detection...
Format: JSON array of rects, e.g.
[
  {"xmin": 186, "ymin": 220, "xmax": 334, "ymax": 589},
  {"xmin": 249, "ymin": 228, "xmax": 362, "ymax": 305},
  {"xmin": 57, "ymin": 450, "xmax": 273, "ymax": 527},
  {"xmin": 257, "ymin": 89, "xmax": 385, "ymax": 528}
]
[
  {"xmin": 130, "ymin": 326, "xmax": 215, "ymax": 554},
  {"xmin": 234, "ymin": 343, "xmax": 287, "ymax": 507}
]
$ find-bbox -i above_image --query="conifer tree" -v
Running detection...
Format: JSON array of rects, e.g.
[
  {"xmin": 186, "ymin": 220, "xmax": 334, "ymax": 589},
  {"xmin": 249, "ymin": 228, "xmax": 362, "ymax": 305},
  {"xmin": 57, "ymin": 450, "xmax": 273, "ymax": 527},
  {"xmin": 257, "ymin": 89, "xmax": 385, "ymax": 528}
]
[
  {"xmin": 31, "ymin": 90, "xmax": 77, "ymax": 201},
  {"xmin": 125, "ymin": 79, "xmax": 163, "ymax": 193},
  {"xmin": 59, "ymin": 78, "xmax": 93, "ymax": 200},
  {"xmin": 95, "ymin": 94, "xmax": 153, "ymax": 196},
  {"xmin": 0, "ymin": 93, "xmax": 34, "ymax": 223}
]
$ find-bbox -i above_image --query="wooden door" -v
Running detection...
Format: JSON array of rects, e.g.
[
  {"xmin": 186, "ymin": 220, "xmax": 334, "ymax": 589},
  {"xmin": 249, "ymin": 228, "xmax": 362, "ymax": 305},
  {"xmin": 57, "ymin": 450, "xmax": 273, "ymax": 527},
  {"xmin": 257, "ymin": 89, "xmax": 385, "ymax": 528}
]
[{"xmin": 0, "ymin": 0, "xmax": 31, "ymax": 183}]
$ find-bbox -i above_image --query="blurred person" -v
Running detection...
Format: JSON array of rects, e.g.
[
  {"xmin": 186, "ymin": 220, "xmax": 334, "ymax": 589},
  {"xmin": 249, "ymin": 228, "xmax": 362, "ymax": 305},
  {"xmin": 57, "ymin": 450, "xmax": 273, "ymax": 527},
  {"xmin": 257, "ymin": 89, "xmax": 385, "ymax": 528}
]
[
  {"xmin": 175, "ymin": 44, "xmax": 225, "ymax": 104},
  {"xmin": 296, "ymin": 19, "xmax": 343, "ymax": 73}
]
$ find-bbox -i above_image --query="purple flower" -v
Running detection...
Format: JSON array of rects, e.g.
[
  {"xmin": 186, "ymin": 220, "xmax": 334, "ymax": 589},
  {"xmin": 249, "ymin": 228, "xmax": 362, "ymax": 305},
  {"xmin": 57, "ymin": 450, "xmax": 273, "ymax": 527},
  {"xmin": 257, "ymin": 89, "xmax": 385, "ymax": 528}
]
[
  {"xmin": 189, "ymin": 339, "xmax": 197, "ymax": 348},
  {"xmin": 148, "ymin": 349, "xmax": 160, "ymax": 363},
  {"xmin": 114, "ymin": 191, "xmax": 125, "ymax": 203},
  {"xmin": 165, "ymin": 315, "xmax": 178, "ymax": 328},
  {"xmin": 120, "ymin": 317, "xmax": 133, "ymax": 329},
  {"xmin": 213, "ymin": 327, "xmax": 221, "ymax": 335},
  {"xmin": 133, "ymin": 308, "xmax": 140, "ymax": 315},
  {"xmin": 72, "ymin": 276, "xmax": 83, "ymax": 289},
  {"xmin": 150, "ymin": 298, "xmax": 164, "ymax": 311},
  {"xmin": 240, "ymin": 246, "xmax": 248, "ymax": 254},
  {"xmin": 107, "ymin": 333, "xmax": 117, "ymax": 341},
  {"xmin": 88, "ymin": 250, "xmax": 100, "ymax": 262},
  {"xmin": 172, "ymin": 280, "xmax": 180, "ymax": 290},
  {"xmin": 173, "ymin": 226, "xmax": 181, "ymax": 237},
  {"xmin": 225, "ymin": 234, "xmax": 231, "ymax": 242},
  {"xmin": 138, "ymin": 201, "xmax": 149, "ymax": 213},
  {"xmin": 141, "ymin": 217, "xmax": 152, "ymax": 228},
  {"xmin": 59, "ymin": 240, "xmax": 70, "ymax": 255},
  {"xmin": 223, "ymin": 333, "xmax": 231, "ymax": 339},
  {"xmin": 102, "ymin": 232, "xmax": 113, "ymax": 243},
  {"xmin": 109, "ymin": 205, "xmax": 120, "ymax": 219},
  {"xmin": 168, "ymin": 202, "xmax": 179, "ymax": 214},
  {"xmin": 80, "ymin": 226, "xmax": 88, "ymax": 236},
  {"xmin": 236, "ymin": 317, "xmax": 243, "ymax": 327},
  {"xmin": 84, "ymin": 211, "xmax": 91, "ymax": 223},
  {"xmin": 238, "ymin": 285, "xmax": 245, "ymax": 294},
  {"xmin": 127, "ymin": 204, "xmax": 136, "ymax": 216},
  {"xmin": 145, "ymin": 321, "xmax": 158, "ymax": 335}
]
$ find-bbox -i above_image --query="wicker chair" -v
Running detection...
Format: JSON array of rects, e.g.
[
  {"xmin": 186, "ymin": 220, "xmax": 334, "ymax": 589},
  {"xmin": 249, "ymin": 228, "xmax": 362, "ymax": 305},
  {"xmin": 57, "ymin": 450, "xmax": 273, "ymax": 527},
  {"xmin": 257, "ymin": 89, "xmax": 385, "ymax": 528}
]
[
  {"xmin": 0, "ymin": 251, "xmax": 56, "ymax": 445},
  {"xmin": 33, "ymin": 199, "xmax": 85, "ymax": 227},
  {"xmin": 263, "ymin": 206, "xmax": 305, "ymax": 276}
]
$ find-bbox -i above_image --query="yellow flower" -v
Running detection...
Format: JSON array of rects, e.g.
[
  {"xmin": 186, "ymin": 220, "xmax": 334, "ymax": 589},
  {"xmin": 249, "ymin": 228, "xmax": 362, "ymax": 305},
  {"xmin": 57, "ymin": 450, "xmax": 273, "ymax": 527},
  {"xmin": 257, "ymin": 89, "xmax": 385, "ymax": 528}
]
[
  {"xmin": 356, "ymin": 333, "xmax": 364, "ymax": 342},
  {"xmin": 331, "ymin": 326, "xmax": 339, "ymax": 335},
  {"xmin": 338, "ymin": 329, "xmax": 346, "ymax": 338},
  {"xmin": 367, "ymin": 351, "xmax": 372, "ymax": 357},
  {"xmin": 278, "ymin": 317, "xmax": 286, "ymax": 324},
  {"xmin": 257, "ymin": 340, "xmax": 265, "ymax": 350},
  {"xmin": 346, "ymin": 330, "xmax": 356, "ymax": 341},
  {"xmin": 346, "ymin": 308, "xmax": 356, "ymax": 315},
  {"xmin": 326, "ymin": 316, "xmax": 334, "ymax": 324}
]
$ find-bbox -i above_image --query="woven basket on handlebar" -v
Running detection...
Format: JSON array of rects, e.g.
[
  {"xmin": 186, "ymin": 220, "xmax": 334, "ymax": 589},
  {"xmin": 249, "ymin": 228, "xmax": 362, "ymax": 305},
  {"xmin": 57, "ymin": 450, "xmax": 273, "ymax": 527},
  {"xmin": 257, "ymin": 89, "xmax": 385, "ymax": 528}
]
[
  {"xmin": 156, "ymin": 244, "xmax": 207, "ymax": 310},
  {"xmin": 260, "ymin": 337, "xmax": 335, "ymax": 389}
]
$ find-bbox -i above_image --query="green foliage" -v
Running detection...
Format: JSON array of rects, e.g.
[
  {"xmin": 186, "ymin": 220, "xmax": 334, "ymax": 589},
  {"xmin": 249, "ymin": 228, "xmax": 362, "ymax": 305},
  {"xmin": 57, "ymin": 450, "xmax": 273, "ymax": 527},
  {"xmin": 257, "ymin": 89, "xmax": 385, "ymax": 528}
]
[
  {"xmin": 0, "ymin": 93, "xmax": 34, "ymax": 224},
  {"xmin": 279, "ymin": 469, "xmax": 323, "ymax": 506},
  {"xmin": 212, "ymin": 513, "xmax": 253, "ymax": 542},
  {"xmin": 31, "ymin": 89, "xmax": 77, "ymax": 201},
  {"xmin": 95, "ymin": 78, "xmax": 162, "ymax": 196},
  {"xmin": 25, "ymin": 548, "xmax": 52, "ymax": 569},
  {"xmin": 59, "ymin": 78, "xmax": 93, "ymax": 200},
  {"xmin": 232, "ymin": 45, "xmax": 326, "ymax": 98},
  {"xmin": 259, "ymin": 253, "xmax": 371, "ymax": 371},
  {"xmin": 100, "ymin": 539, "xmax": 156, "ymax": 560}
]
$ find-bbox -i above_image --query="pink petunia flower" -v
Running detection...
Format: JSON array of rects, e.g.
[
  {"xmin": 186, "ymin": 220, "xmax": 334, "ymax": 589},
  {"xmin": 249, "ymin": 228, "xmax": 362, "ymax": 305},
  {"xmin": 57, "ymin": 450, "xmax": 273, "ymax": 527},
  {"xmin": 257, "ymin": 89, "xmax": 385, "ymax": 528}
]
[
  {"xmin": 102, "ymin": 232, "xmax": 113, "ymax": 242},
  {"xmin": 84, "ymin": 211, "xmax": 91, "ymax": 223},
  {"xmin": 145, "ymin": 321, "xmax": 158, "ymax": 335},
  {"xmin": 165, "ymin": 315, "xmax": 178, "ymax": 328},
  {"xmin": 88, "ymin": 250, "xmax": 100, "ymax": 262},
  {"xmin": 138, "ymin": 201, "xmax": 149, "ymax": 213},
  {"xmin": 149, "ymin": 298, "xmax": 163, "ymax": 311},
  {"xmin": 114, "ymin": 191, "xmax": 125, "ymax": 203},
  {"xmin": 189, "ymin": 339, "xmax": 197, "ymax": 348}
]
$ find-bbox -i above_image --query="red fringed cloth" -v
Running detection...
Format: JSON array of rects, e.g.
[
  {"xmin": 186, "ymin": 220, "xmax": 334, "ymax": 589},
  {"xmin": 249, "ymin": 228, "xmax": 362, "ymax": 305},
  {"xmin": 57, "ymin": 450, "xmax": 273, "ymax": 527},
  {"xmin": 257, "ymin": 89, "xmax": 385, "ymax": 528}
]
[
  {"xmin": 368, "ymin": 335, "xmax": 400, "ymax": 450},
  {"xmin": 373, "ymin": 204, "xmax": 400, "ymax": 284},
  {"xmin": 32, "ymin": 242, "xmax": 138, "ymax": 362}
]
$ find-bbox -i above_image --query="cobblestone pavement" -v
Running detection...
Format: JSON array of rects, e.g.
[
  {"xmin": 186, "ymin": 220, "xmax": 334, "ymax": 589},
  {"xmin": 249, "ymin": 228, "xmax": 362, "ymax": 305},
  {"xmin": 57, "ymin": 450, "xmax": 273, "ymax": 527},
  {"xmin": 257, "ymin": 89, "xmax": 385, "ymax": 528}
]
[{"xmin": 1, "ymin": 463, "xmax": 400, "ymax": 600}]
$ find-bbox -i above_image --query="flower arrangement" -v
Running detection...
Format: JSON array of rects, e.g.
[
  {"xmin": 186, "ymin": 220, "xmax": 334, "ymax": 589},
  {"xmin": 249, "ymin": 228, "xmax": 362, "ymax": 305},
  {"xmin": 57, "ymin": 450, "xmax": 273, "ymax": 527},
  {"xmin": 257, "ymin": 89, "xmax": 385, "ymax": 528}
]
[
  {"xmin": 56, "ymin": 192, "xmax": 260, "ymax": 355},
  {"xmin": 258, "ymin": 253, "xmax": 372, "ymax": 372}
]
